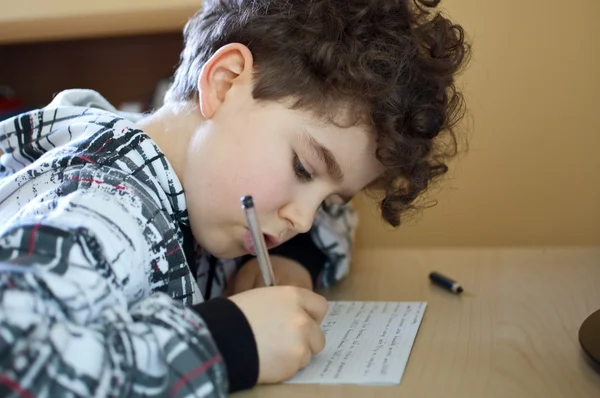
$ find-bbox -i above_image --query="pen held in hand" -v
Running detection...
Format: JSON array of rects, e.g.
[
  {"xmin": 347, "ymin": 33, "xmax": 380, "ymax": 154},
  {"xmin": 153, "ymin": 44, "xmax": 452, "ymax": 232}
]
[
  {"xmin": 429, "ymin": 271, "xmax": 463, "ymax": 294},
  {"xmin": 241, "ymin": 195, "xmax": 276, "ymax": 287}
]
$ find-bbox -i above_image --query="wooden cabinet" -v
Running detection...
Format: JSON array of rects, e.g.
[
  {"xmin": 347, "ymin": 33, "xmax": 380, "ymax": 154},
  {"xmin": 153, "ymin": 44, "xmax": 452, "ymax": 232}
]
[
  {"xmin": 0, "ymin": 0, "xmax": 199, "ymax": 44},
  {"xmin": 0, "ymin": 1, "xmax": 199, "ymax": 108}
]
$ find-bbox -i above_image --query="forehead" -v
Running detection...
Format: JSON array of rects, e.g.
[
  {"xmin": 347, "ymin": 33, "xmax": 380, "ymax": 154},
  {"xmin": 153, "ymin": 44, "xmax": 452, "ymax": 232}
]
[{"xmin": 298, "ymin": 104, "xmax": 375, "ymax": 152}]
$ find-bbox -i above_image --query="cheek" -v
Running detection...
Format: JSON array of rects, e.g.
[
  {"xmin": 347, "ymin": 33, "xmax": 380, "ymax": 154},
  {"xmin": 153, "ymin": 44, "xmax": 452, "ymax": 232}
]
[
  {"xmin": 217, "ymin": 133, "xmax": 295, "ymax": 213},
  {"xmin": 232, "ymin": 158, "xmax": 292, "ymax": 213},
  {"xmin": 186, "ymin": 148, "xmax": 294, "ymax": 220},
  {"xmin": 184, "ymin": 117, "xmax": 298, "ymax": 223}
]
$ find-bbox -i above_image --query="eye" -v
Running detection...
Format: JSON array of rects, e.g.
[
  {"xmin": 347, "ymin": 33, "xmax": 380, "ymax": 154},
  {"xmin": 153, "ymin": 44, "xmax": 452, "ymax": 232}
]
[{"xmin": 293, "ymin": 151, "xmax": 314, "ymax": 182}]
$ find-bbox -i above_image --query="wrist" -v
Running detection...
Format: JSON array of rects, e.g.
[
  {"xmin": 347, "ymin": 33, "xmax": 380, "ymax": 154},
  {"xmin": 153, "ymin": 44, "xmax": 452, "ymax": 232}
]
[{"xmin": 192, "ymin": 298, "xmax": 259, "ymax": 392}]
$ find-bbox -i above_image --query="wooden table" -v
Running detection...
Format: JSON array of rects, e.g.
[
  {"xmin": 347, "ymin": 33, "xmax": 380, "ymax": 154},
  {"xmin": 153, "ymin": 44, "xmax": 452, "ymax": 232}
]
[{"xmin": 234, "ymin": 247, "xmax": 600, "ymax": 398}]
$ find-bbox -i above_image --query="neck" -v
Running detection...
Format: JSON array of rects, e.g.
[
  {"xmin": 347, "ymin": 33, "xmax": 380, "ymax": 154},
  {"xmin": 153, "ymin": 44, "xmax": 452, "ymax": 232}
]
[{"xmin": 137, "ymin": 102, "xmax": 203, "ymax": 182}]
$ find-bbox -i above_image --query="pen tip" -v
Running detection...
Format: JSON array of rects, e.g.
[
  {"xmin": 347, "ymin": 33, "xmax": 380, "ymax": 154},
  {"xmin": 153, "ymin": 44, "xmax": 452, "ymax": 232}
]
[
  {"xmin": 457, "ymin": 286, "xmax": 464, "ymax": 294},
  {"xmin": 241, "ymin": 196, "xmax": 254, "ymax": 209}
]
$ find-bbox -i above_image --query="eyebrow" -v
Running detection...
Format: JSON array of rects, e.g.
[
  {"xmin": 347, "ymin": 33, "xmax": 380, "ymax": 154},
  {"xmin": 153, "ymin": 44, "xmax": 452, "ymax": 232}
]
[{"xmin": 300, "ymin": 130, "xmax": 345, "ymax": 184}]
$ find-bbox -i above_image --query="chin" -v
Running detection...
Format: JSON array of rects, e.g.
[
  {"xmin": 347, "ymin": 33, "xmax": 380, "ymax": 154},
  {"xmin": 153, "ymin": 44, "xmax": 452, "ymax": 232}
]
[
  {"xmin": 203, "ymin": 243, "xmax": 245, "ymax": 260},
  {"xmin": 213, "ymin": 251, "xmax": 243, "ymax": 260},
  {"xmin": 192, "ymin": 227, "xmax": 243, "ymax": 259}
]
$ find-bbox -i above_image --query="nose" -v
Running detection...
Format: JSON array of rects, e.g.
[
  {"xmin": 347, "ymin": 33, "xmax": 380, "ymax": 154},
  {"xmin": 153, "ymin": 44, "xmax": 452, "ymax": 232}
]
[{"xmin": 279, "ymin": 200, "xmax": 318, "ymax": 234}]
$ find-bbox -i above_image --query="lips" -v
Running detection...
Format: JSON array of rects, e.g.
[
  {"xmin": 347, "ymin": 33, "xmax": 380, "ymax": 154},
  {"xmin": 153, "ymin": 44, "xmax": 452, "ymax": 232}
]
[{"xmin": 242, "ymin": 229, "xmax": 281, "ymax": 255}]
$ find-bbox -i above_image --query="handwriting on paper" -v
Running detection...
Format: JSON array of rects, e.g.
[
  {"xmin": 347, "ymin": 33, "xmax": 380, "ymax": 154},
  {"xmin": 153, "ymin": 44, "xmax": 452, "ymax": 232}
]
[{"xmin": 286, "ymin": 301, "xmax": 427, "ymax": 385}]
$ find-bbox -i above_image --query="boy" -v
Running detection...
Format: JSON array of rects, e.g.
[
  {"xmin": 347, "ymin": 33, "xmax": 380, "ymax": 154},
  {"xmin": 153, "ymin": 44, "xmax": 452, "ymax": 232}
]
[{"xmin": 0, "ymin": 0, "xmax": 469, "ymax": 396}]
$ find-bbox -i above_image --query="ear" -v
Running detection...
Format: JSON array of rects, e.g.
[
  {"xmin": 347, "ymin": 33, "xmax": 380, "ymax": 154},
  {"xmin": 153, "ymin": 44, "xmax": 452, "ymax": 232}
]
[{"xmin": 197, "ymin": 43, "xmax": 254, "ymax": 119}]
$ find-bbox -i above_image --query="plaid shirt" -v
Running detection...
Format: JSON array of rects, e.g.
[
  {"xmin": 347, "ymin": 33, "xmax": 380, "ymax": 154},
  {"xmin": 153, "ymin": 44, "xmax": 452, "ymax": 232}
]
[{"xmin": 0, "ymin": 90, "xmax": 357, "ymax": 397}]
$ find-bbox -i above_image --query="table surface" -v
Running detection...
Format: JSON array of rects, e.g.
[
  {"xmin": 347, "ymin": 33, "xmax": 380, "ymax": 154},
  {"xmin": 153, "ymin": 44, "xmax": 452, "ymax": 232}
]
[{"xmin": 234, "ymin": 247, "xmax": 600, "ymax": 398}]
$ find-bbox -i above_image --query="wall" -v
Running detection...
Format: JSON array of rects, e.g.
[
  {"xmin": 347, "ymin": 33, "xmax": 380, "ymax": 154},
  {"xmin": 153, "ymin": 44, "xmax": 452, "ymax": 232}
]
[
  {"xmin": 356, "ymin": 0, "xmax": 600, "ymax": 247},
  {"xmin": 2, "ymin": 0, "xmax": 598, "ymax": 247}
]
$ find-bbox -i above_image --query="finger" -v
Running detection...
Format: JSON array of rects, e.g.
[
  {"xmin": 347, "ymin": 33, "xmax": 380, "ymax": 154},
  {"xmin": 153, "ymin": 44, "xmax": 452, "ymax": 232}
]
[
  {"xmin": 300, "ymin": 346, "xmax": 313, "ymax": 369},
  {"xmin": 306, "ymin": 319, "xmax": 326, "ymax": 355},
  {"xmin": 297, "ymin": 289, "xmax": 329, "ymax": 323}
]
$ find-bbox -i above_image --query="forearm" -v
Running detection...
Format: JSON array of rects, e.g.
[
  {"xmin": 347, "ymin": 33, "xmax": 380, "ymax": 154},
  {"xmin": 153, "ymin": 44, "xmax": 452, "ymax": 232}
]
[
  {"xmin": 0, "ymin": 185, "xmax": 259, "ymax": 395},
  {"xmin": 0, "ymin": 266, "xmax": 230, "ymax": 397}
]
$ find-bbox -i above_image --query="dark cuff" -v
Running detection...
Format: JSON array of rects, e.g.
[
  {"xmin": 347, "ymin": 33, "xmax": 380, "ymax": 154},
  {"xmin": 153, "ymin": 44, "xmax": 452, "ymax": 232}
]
[{"xmin": 193, "ymin": 298, "xmax": 259, "ymax": 392}]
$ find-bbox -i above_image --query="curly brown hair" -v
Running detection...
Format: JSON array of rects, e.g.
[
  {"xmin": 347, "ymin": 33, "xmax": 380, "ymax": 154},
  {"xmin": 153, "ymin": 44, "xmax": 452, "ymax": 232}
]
[{"xmin": 167, "ymin": 0, "xmax": 470, "ymax": 227}]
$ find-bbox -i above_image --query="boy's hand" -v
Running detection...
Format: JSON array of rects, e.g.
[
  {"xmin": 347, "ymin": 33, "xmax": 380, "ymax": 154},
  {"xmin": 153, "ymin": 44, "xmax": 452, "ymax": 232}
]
[
  {"xmin": 227, "ymin": 255, "xmax": 313, "ymax": 295},
  {"xmin": 228, "ymin": 286, "xmax": 327, "ymax": 383}
]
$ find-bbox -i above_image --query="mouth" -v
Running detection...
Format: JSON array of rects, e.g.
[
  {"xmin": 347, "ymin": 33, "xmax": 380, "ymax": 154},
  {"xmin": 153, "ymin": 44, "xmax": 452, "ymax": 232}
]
[
  {"xmin": 263, "ymin": 233, "xmax": 281, "ymax": 249},
  {"xmin": 242, "ymin": 229, "xmax": 281, "ymax": 255}
]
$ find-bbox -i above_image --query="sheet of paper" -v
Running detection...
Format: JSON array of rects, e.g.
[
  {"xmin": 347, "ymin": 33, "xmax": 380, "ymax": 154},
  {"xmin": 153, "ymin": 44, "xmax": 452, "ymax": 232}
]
[{"xmin": 286, "ymin": 301, "xmax": 427, "ymax": 385}]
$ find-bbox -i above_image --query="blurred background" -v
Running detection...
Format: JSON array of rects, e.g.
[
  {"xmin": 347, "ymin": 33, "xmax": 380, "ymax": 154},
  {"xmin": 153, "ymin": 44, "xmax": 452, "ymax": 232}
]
[{"xmin": 1, "ymin": 0, "xmax": 598, "ymax": 249}]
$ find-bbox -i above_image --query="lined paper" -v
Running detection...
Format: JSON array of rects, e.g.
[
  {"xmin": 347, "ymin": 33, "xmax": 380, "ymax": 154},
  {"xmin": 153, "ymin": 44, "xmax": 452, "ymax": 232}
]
[{"xmin": 286, "ymin": 301, "xmax": 427, "ymax": 385}]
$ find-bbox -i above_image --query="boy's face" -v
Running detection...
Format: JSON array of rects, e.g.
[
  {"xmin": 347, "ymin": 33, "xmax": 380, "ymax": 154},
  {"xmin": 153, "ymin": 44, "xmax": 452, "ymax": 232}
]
[
  {"xmin": 183, "ymin": 92, "xmax": 382, "ymax": 259},
  {"xmin": 180, "ymin": 45, "xmax": 383, "ymax": 258}
]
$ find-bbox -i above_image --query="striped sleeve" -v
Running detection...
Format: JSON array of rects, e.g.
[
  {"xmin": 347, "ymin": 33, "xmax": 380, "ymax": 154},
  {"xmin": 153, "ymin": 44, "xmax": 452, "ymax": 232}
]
[
  {"xmin": 0, "ymin": 174, "xmax": 229, "ymax": 397},
  {"xmin": 305, "ymin": 203, "xmax": 359, "ymax": 288}
]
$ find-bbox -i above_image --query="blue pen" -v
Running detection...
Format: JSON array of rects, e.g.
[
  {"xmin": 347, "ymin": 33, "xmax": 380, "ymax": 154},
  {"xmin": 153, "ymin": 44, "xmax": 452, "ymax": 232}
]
[{"xmin": 429, "ymin": 271, "xmax": 463, "ymax": 294}]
